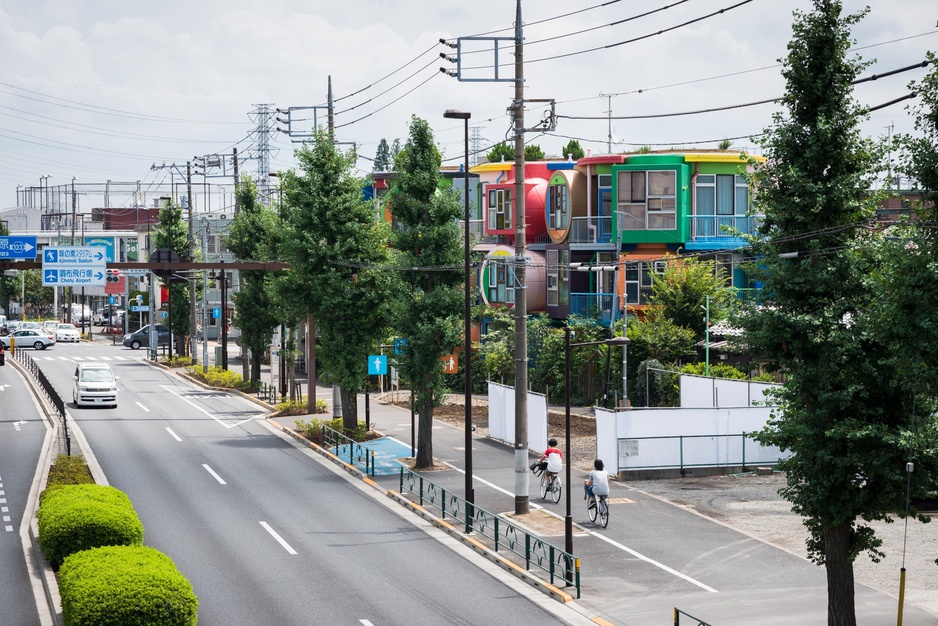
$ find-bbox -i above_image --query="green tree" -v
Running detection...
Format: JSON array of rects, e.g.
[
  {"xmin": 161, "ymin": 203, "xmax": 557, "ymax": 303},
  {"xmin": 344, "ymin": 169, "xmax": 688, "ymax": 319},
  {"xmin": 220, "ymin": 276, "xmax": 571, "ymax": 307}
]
[
  {"xmin": 486, "ymin": 142, "xmax": 514, "ymax": 163},
  {"xmin": 22, "ymin": 270, "xmax": 53, "ymax": 318},
  {"xmin": 737, "ymin": 3, "xmax": 938, "ymax": 623},
  {"xmin": 150, "ymin": 200, "xmax": 191, "ymax": 353},
  {"xmin": 225, "ymin": 177, "xmax": 281, "ymax": 386},
  {"xmin": 390, "ymin": 138, "xmax": 402, "ymax": 170},
  {"xmin": 281, "ymin": 129, "xmax": 395, "ymax": 429},
  {"xmin": 374, "ymin": 138, "xmax": 391, "ymax": 172},
  {"xmin": 649, "ymin": 257, "xmax": 732, "ymax": 340},
  {"xmin": 524, "ymin": 144, "xmax": 545, "ymax": 161},
  {"xmin": 562, "ymin": 139, "xmax": 585, "ymax": 160},
  {"xmin": 390, "ymin": 116, "xmax": 463, "ymax": 468}
]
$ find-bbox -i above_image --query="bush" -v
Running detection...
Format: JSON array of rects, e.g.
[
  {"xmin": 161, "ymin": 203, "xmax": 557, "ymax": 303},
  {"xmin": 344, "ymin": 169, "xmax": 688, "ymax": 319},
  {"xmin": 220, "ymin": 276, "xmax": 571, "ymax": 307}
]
[
  {"xmin": 184, "ymin": 365, "xmax": 250, "ymax": 391},
  {"xmin": 38, "ymin": 484, "xmax": 143, "ymax": 569},
  {"xmin": 59, "ymin": 545, "xmax": 198, "ymax": 626},
  {"xmin": 294, "ymin": 417, "xmax": 368, "ymax": 444},
  {"xmin": 162, "ymin": 355, "xmax": 193, "ymax": 368},
  {"xmin": 277, "ymin": 398, "xmax": 328, "ymax": 416}
]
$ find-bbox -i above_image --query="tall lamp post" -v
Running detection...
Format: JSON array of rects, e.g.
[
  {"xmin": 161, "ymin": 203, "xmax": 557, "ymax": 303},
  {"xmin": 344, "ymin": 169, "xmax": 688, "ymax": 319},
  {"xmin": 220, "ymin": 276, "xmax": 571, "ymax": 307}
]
[
  {"xmin": 564, "ymin": 328, "xmax": 630, "ymax": 582},
  {"xmin": 444, "ymin": 108, "xmax": 474, "ymax": 509}
]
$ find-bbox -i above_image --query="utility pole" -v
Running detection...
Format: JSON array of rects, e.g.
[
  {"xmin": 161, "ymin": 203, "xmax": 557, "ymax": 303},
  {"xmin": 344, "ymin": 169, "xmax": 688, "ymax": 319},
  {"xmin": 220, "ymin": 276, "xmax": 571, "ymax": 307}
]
[
  {"xmin": 187, "ymin": 161, "xmax": 197, "ymax": 363},
  {"xmin": 233, "ymin": 148, "xmax": 249, "ymax": 382},
  {"xmin": 512, "ymin": 0, "xmax": 529, "ymax": 515},
  {"xmin": 604, "ymin": 93, "xmax": 613, "ymax": 154}
]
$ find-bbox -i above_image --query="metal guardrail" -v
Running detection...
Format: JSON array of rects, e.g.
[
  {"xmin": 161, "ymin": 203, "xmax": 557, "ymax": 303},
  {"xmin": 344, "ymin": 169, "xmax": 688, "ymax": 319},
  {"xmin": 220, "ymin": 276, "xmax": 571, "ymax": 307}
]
[
  {"xmin": 321, "ymin": 425, "xmax": 375, "ymax": 477},
  {"xmin": 14, "ymin": 350, "xmax": 71, "ymax": 455},
  {"xmin": 618, "ymin": 433, "xmax": 782, "ymax": 472},
  {"xmin": 674, "ymin": 607, "xmax": 714, "ymax": 625},
  {"xmin": 397, "ymin": 466, "xmax": 581, "ymax": 597}
]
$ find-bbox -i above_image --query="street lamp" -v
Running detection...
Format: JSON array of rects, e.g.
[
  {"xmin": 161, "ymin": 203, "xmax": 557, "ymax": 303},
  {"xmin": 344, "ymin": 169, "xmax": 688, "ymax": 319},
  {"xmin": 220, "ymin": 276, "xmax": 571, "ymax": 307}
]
[
  {"xmin": 443, "ymin": 108, "xmax": 474, "ymax": 510},
  {"xmin": 564, "ymin": 328, "xmax": 630, "ymax": 582}
]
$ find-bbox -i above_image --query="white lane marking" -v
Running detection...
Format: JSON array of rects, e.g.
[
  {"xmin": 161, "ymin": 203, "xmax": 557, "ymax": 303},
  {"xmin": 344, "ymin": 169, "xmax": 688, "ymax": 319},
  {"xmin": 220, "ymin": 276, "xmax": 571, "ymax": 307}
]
[
  {"xmin": 590, "ymin": 531, "xmax": 718, "ymax": 593},
  {"xmin": 260, "ymin": 522, "xmax": 297, "ymax": 554},
  {"xmin": 4, "ymin": 526, "xmax": 11, "ymax": 532},
  {"xmin": 135, "ymin": 401, "xmax": 150, "ymax": 412},
  {"xmin": 1, "ymin": 507, "xmax": 6, "ymax": 513},
  {"xmin": 166, "ymin": 428, "xmax": 182, "ymax": 442},
  {"xmin": 202, "ymin": 464, "xmax": 227, "ymax": 485},
  {"xmin": 43, "ymin": 357, "xmax": 55, "ymax": 361},
  {"xmin": 360, "ymin": 621, "xmax": 375, "ymax": 626},
  {"xmin": 84, "ymin": 356, "xmax": 98, "ymax": 360},
  {"xmin": 159, "ymin": 385, "xmax": 258, "ymax": 428},
  {"xmin": 99, "ymin": 356, "xmax": 113, "ymax": 361},
  {"xmin": 393, "ymin": 432, "xmax": 719, "ymax": 593},
  {"xmin": 58, "ymin": 357, "xmax": 71, "ymax": 361},
  {"xmin": 2, "ymin": 516, "xmax": 9, "ymax": 522}
]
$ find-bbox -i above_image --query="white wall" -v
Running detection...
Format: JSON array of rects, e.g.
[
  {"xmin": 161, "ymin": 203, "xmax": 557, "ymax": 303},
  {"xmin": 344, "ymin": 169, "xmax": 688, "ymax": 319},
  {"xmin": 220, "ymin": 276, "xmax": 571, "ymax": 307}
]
[
  {"xmin": 680, "ymin": 374, "xmax": 778, "ymax": 408},
  {"xmin": 487, "ymin": 382, "xmax": 549, "ymax": 455}
]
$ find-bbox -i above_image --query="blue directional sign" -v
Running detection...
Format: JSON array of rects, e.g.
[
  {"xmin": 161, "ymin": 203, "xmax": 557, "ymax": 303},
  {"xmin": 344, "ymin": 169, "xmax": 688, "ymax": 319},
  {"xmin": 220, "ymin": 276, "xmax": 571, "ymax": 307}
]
[
  {"xmin": 130, "ymin": 305, "xmax": 149, "ymax": 312},
  {"xmin": 42, "ymin": 246, "xmax": 107, "ymax": 286},
  {"xmin": 0, "ymin": 236, "xmax": 38, "ymax": 259},
  {"xmin": 212, "ymin": 307, "xmax": 221, "ymax": 319},
  {"xmin": 394, "ymin": 338, "xmax": 408, "ymax": 355},
  {"xmin": 367, "ymin": 355, "xmax": 388, "ymax": 376}
]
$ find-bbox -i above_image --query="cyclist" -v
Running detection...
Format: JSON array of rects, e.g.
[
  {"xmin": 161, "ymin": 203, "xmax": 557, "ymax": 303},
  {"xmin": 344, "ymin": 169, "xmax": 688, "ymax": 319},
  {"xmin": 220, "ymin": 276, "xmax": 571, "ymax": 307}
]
[
  {"xmin": 536, "ymin": 438, "xmax": 563, "ymax": 482},
  {"xmin": 584, "ymin": 458, "xmax": 610, "ymax": 508}
]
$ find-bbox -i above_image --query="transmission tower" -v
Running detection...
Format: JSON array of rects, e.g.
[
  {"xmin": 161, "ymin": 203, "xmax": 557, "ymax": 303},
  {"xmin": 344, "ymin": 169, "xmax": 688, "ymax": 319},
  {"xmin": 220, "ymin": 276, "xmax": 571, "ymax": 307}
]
[
  {"xmin": 470, "ymin": 126, "xmax": 486, "ymax": 166},
  {"xmin": 249, "ymin": 103, "xmax": 275, "ymax": 196}
]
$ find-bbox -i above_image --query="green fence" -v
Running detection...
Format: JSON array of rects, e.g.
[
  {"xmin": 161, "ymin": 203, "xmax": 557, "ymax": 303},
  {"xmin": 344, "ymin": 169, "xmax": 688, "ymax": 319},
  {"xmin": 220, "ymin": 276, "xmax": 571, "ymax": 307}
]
[
  {"xmin": 322, "ymin": 425, "xmax": 376, "ymax": 477},
  {"xmin": 397, "ymin": 466, "xmax": 580, "ymax": 597},
  {"xmin": 674, "ymin": 606, "xmax": 713, "ymax": 625}
]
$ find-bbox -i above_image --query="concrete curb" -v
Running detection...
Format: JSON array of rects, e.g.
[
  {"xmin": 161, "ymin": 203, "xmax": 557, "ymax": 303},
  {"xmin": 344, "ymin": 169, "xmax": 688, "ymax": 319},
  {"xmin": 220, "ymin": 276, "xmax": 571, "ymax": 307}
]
[{"xmin": 272, "ymin": 420, "xmax": 576, "ymax": 606}]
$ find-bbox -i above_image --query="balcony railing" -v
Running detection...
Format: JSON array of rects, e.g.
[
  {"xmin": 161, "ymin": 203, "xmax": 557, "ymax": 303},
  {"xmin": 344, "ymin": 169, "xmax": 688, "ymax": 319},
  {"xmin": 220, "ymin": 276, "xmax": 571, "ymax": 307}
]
[
  {"xmin": 570, "ymin": 216, "xmax": 613, "ymax": 244},
  {"xmin": 569, "ymin": 292, "xmax": 615, "ymax": 325},
  {"xmin": 687, "ymin": 215, "xmax": 760, "ymax": 244}
]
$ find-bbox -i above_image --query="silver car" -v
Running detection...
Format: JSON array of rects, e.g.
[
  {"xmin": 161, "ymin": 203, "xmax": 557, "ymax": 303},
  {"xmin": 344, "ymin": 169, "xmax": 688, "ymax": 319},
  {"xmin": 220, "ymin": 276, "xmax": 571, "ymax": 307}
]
[{"xmin": 0, "ymin": 329, "xmax": 55, "ymax": 350}]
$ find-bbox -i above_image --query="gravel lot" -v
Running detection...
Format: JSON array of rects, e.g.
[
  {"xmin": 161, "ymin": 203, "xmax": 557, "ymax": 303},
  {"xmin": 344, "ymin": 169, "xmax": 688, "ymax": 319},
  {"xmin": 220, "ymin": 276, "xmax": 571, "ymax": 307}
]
[{"xmin": 426, "ymin": 400, "xmax": 938, "ymax": 617}]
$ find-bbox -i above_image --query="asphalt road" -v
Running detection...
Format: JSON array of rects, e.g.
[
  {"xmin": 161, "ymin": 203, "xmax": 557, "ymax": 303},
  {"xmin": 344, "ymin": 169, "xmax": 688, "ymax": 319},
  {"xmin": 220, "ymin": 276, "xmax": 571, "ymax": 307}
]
[
  {"xmin": 30, "ymin": 341, "xmax": 589, "ymax": 626},
  {"xmin": 0, "ymin": 359, "xmax": 45, "ymax": 626}
]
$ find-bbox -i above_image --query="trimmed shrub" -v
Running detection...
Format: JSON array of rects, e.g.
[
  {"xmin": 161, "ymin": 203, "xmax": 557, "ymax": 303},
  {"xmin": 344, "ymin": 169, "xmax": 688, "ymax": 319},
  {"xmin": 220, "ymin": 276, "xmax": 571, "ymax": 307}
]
[
  {"xmin": 38, "ymin": 484, "xmax": 143, "ymax": 569},
  {"xmin": 60, "ymin": 545, "xmax": 198, "ymax": 626},
  {"xmin": 277, "ymin": 397, "xmax": 328, "ymax": 416},
  {"xmin": 185, "ymin": 365, "xmax": 250, "ymax": 391}
]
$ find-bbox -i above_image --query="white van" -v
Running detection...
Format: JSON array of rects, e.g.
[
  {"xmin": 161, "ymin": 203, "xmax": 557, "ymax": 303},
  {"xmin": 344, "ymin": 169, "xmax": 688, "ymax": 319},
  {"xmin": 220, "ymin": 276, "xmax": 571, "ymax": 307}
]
[{"xmin": 72, "ymin": 362, "xmax": 119, "ymax": 408}]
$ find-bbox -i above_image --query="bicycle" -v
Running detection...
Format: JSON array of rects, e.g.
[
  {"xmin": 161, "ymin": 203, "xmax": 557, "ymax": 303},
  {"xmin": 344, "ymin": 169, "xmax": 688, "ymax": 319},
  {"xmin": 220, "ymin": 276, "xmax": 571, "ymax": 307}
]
[
  {"xmin": 587, "ymin": 492, "xmax": 609, "ymax": 528},
  {"xmin": 539, "ymin": 470, "xmax": 562, "ymax": 503}
]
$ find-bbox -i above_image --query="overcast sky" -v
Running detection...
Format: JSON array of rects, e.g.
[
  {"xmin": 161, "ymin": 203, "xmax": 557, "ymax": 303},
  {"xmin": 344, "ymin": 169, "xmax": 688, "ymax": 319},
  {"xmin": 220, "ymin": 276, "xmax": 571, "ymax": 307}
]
[{"xmin": 0, "ymin": 0, "xmax": 934, "ymax": 209}]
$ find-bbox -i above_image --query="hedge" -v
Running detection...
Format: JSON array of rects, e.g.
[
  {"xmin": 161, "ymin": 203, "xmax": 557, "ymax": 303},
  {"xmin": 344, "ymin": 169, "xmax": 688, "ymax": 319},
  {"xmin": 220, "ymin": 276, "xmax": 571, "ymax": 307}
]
[
  {"xmin": 59, "ymin": 545, "xmax": 198, "ymax": 626},
  {"xmin": 40, "ymin": 454, "xmax": 95, "ymax": 505},
  {"xmin": 37, "ymin": 484, "xmax": 143, "ymax": 569}
]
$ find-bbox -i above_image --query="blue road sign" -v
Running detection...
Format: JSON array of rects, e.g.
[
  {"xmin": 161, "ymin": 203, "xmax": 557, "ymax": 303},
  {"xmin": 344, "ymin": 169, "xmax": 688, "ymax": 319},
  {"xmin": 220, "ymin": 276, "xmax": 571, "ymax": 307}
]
[
  {"xmin": 130, "ymin": 305, "xmax": 149, "ymax": 312},
  {"xmin": 160, "ymin": 311, "xmax": 169, "ymax": 319},
  {"xmin": 42, "ymin": 246, "xmax": 107, "ymax": 286},
  {"xmin": 394, "ymin": 338, "xmax": 408, "ymax": 355},
  {"xmin": 108, "ymin": 296, "xmax": 115, "ymax": 305},
  {"xmin": 367, "ymin": 355, "xmax": 388, "ymax": 376},
  {"xmin": 0, "ymin": 236, "xmax": 38, "ymax": 259},
  {"xmin": 212, "ymin": 307, "xmax": 221, "ymax": 319}
]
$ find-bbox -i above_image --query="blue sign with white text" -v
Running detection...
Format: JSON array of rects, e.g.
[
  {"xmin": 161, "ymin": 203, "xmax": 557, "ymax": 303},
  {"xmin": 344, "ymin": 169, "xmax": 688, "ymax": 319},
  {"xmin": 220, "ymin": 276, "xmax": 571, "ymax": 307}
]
[
  {"xmin": 0, "ymin": 236, "xmax": 38, "ymax": 259},
  {"xmin": 367, "ymin": 355, "xmax": 388, "ymax": 376},
  {"xmin": 212, "ymin": 307, "xmax": 221, "ymax": 319}
]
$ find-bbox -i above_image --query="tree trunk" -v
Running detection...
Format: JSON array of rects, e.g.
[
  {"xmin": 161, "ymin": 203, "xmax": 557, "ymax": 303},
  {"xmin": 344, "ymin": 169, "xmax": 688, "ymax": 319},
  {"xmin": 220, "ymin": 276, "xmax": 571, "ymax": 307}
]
[
  {"xmin": 825, "ymin": 521, "xmax": 857, "ymax": 626},
  {"xmin": 251, "ymin": 351, "xmax": 263, "ymax": 386},
  {"xmin": 340, "ymin": 386, "xmax": 358, "ymax": 432},
  {"xmin": 415, "ymin": 392, "xmax": 434, "ymax": 469}
]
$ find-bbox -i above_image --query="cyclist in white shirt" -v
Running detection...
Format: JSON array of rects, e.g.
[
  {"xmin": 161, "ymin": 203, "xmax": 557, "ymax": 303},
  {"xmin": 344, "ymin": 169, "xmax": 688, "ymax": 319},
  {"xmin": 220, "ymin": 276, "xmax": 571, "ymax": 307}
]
[{"xmin": 584, "ymin": 459, "xmax": 610, "ymax": 506}]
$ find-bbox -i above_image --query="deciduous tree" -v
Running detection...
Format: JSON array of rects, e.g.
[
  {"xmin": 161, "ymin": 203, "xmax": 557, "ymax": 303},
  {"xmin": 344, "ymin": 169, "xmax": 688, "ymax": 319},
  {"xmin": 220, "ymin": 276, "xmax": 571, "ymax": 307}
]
[
  {"xmin": 737, "ymin": 3, "xmax": 938, "ymax": 623},
  {"xmin": 151, "ymin": 200, "xmax": 191, "ymax": 353},
  {"xmin": 390, "ymin": 116, "xmax": 463, "ymax": 468}
]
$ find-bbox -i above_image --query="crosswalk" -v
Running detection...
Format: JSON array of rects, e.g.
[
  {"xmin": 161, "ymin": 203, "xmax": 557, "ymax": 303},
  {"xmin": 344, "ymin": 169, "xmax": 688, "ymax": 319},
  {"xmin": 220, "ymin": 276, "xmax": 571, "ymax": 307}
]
[{"xmin": 39, "ymin": 355, "xmax": 140, "ymax": 362}]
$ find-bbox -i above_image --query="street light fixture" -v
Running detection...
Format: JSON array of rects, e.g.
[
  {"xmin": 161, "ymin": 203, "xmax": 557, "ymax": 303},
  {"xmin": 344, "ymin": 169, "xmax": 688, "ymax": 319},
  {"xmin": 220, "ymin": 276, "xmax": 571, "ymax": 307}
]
[
  {"xmin": 443, "ymin": 108, "xmax": 474, "ymax": 511},
  {"xmin": 563, "ymin": 328, "xmax": 630, "ymax": 583}
]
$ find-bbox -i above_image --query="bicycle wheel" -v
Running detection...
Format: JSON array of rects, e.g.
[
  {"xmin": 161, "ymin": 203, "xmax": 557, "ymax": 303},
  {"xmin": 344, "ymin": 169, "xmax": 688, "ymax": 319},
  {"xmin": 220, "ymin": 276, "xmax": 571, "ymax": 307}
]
[
  {"xmin": 587, "ymin": 497, "xmax": 597, "ymax": 522},
  {"xmin": 599, "ymin": 498, "xmax": 609, "ymax": 528},
  {"xmin": 551, "ymin": 477, "xmax": 562, "ymax": 503},
  {"xmin": 540, "ymin": 473, "xmax": 549, "ymax": 500}
]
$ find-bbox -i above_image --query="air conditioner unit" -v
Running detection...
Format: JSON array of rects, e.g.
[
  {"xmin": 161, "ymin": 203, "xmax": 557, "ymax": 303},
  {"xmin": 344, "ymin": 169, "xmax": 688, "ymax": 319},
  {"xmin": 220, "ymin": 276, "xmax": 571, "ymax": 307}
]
[{"xmin": 219, "ymin": 214, "xmax": 226, "ymax": 220}]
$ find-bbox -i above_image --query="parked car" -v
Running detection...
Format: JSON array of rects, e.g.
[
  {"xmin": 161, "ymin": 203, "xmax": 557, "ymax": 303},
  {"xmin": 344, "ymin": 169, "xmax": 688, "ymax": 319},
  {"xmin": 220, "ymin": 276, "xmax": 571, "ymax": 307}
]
[
  {"xmin": 6, "ymin": 320, "xmax": 22, "ymax": 332},
  {"xmin": 56, "ymin": 323, "xmax": 82, "ymax": 343},
  {"xmin": 72, "ymin": 362, "xmax": 119, "ymax": 408},
  {"xmin": 20, "ymin": 321, "xmax": 41, "ymax": 331},
  {"xmin": 123, "ymin": 324, "xmax": 170, "ymax": 350},
  {"xmin": 0, "ymin": 329, "xmax": 55, "ymax": 350}
]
